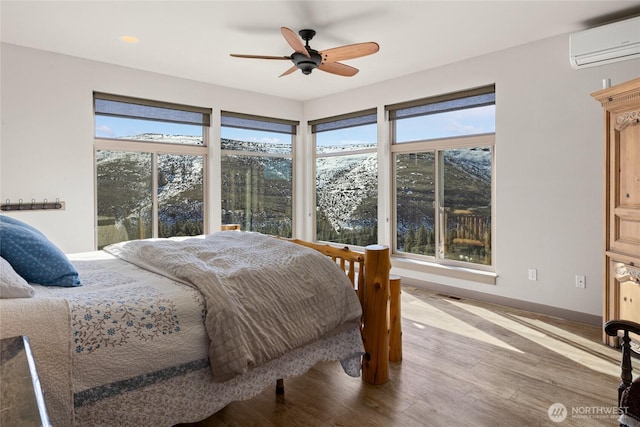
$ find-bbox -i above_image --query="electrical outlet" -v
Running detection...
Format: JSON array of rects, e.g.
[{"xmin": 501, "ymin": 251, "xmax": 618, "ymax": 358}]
[
  {"xmin": 528, "ymin": 268, "xmax": 537, "ymax": 281},
  {"xmin": 576, "ymin": 275, "xmax": 586, "ymax": 288}
]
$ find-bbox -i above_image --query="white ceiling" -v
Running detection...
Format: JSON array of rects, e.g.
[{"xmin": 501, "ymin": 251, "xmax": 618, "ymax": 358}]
[{"xmin": 2, "ymin": 1, "xmax": 640, "ymax": 102}]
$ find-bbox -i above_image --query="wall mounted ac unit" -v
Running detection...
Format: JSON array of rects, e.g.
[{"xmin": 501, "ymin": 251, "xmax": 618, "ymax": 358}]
[{"xmin": 570, "ymin": 16, "xmax": 640, "ymax": 69}]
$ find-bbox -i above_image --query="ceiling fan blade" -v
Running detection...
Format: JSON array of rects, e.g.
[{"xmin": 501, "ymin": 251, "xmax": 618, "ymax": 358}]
[
  {"xmin": 281, "ymin": 27, "xmax": 310, "ymax": 58},
  {"xmin": 230, "ymin": 54, "xmax": 291, "ymax": 60},
  {"xmin": 320, "ymin": 42, "xmax": 380, "ymax": 63},
  {"xmin": 279, "ymin": 65, "xmax": 299, "ymax": 77},
  {"xmin": 318, "ymin": 61, "xmax": 359, "ymax": 77}
]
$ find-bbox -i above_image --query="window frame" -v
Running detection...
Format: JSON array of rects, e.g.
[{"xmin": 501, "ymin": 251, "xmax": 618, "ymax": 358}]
[
  {"xmin": 93, "ymin": 93, "xmax": 210, "ymax": 248},
  {"xmin": 310, "ymin": 109, "xmax": 378, "ymax": 248},
  {"xmin": 388, "ymin": 86, "xmax": 496, "ymax": 271}
]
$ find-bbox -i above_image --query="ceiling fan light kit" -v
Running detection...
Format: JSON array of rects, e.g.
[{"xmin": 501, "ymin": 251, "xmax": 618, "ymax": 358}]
[{"xmin": 230, "ymin": 27, "xmax": 379, "ymax": 77}]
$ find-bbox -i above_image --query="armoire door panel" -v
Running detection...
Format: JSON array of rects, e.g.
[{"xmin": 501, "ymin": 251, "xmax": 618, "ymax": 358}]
[
  {"xmin": 612, "ymin": 211, "xmax": 640, "ymax": 257},
  {"xmin": 616, "ymin": 123, "xmax": 639, "ymax": 208},
  {"xmin": 610, "ymin": 109, "xmax": 640, "ymax": 258}
]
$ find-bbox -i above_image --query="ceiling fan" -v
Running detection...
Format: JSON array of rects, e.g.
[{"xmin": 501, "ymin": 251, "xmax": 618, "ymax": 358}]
[{"xmin": 230, "ymin": 27, "xmax": 379, "ymax": 77}]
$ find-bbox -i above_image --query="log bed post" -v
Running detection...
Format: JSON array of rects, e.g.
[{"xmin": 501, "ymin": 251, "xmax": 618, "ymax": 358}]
[{"xmin": 362, "ymin": 245, "xmax": 390, "ymax": 385}]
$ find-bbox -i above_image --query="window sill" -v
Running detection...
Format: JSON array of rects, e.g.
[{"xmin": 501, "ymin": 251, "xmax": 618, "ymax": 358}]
[{"xmin": 390, "ymin": 256, "xmax": 497, "ymax": 286}]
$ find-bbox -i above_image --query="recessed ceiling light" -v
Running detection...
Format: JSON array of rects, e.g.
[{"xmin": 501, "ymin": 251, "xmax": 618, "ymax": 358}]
[{"xmin": 119, "ymin": 35, "xmax": 139, "ymax": 44}]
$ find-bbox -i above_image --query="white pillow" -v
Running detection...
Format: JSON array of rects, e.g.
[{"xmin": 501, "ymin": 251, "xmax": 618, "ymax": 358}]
[{"xmin": 0, "ymin": 256, "xmax": 35, "ymax": 298}]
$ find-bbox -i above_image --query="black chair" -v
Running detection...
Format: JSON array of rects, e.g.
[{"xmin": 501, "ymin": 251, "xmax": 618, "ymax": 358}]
[{"xmin": 604, "ymin": 320, "xmax": 640, "ymax": 427}]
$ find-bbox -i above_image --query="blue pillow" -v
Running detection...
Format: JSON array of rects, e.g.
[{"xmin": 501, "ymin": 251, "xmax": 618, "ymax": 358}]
[{"xmin": 0, "ymin": 222, "xmax": 81, "ymax": 287}]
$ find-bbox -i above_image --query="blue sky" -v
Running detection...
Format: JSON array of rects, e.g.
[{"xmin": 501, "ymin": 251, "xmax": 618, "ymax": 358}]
[{"xmin": 395, "ymin": 105, "xmax": 495, "ymax": 142}]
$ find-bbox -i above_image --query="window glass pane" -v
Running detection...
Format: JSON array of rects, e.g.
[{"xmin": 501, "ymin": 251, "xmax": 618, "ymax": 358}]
[
  {"xmin": 220, "ymin": 115, "xmax": 294, "ymax": 238},
  {"xmin": 316, "ymin": 152, "xmax": 377, "ymax": 246},
  {"xmin": 95, "ymin": 116, "xmax": 204, "ymax": 145},
  {"xmin": 315, "ymin": 118, "xmax": 377, "ymax": 246},
  {"xmin": 395, "ymin": 104, "xmax": 495, "ymax": 143},
  {"xmin": 221, "ymin": 154, "xmax": 292, "ymax": 237},
  {"xmin": 314, "ymin": 111, "xmax": 377, "ymax": 250},
  {"xmin": 441, "ymin": 147, "xmax": 492, "ymax": 265},
  {"xmin": 395, "ymin": 152, "xmax": 436, "ymax": 256},
  {"xmin": 96, "ymin": 150, "xmax": 152, "ymax": 249},
  {"xmin": 158, "ymin": 154, "xmax": 204, "ymax": 238}
]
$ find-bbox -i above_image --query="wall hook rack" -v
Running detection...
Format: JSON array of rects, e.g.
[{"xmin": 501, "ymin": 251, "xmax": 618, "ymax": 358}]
[{"xmin": 1, "ymin": 198, "xmax": 65, "ymax": 211}]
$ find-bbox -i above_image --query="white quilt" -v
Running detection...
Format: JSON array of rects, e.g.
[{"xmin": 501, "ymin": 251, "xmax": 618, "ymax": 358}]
[{"xmin": 105, "ymin": 231, "xmax": 363, "ymax": 382}]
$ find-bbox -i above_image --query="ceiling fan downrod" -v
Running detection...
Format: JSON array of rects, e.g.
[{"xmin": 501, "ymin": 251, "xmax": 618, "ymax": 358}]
[{"xmin": 293, "ymin": 29, "xmax": 321, "ymax": 74}]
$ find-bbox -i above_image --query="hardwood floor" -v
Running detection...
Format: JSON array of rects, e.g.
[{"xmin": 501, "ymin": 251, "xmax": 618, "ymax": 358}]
[{"xmin": 180, "ymin": 285, "xmax": 630, "ymax": 427}]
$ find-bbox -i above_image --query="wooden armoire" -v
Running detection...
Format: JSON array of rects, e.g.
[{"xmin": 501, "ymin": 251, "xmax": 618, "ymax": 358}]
[{"xmin": 592, "ymin": 77, "xmax": 640, "ymax": 347}]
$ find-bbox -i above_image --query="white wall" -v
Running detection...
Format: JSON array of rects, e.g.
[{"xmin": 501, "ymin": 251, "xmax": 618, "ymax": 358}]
[{"xmin": 2, "ymin": 35, "xmax": 638, "ymax": 318}]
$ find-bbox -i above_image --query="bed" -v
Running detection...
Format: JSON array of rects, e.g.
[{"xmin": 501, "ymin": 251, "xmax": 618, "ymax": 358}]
[{"xmin": 0, "ymin": 217, "xmax": 390, "ymax": 426}]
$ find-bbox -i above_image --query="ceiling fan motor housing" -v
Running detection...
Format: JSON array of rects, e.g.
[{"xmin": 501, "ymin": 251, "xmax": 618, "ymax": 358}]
[{"xmin": 292, "ymin": 50, "xmax": 322, "ymax": 74}]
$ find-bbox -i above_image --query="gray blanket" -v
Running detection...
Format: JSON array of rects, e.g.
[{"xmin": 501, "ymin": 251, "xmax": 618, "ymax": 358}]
[{"xmin": 105, "ymin": 231, "xmax": 362, "ymax": 381}]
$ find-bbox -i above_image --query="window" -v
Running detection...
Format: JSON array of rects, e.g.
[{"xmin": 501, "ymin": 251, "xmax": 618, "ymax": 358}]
[
  {"xmin": 388, "ymin": 85, "xmax": 495, "ymax": 267},
  {"xmin": 220, "ymin": 112, "xmax": 297, "ymax": 237},
  {"xmin": 310, "ymin": 109, "xmax": 378, "ymax": 247},
  {"xmin": 94, "ymin": 93, "xmax": 210, "ymax": 249}
]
